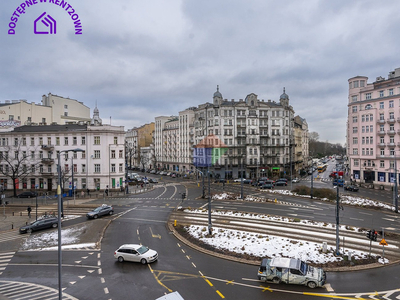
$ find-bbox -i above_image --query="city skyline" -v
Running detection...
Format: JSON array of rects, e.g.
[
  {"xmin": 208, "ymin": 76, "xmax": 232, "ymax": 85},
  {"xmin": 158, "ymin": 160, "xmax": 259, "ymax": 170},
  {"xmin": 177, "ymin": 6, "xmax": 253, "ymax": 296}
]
[{"xmin": 2, "ymin": 0, "xmax": 400, "ymax": 144}]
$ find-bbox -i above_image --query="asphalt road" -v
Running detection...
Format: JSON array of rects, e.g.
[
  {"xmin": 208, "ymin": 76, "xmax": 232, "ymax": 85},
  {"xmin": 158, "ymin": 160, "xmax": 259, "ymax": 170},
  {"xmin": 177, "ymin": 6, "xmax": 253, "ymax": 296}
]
[{"xmin": 1, "ymin": 172, "xmax": 400, "ymax": 299}]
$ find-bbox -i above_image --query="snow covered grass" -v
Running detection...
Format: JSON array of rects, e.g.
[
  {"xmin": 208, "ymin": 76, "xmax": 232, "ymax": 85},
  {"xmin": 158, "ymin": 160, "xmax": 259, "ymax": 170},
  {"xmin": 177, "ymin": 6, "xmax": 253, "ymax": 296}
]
[
  {"xmin": 21, "ymin": 221, "xmax": 95, "ymax": 251},
  {"xmin": 183, "ymin": 208, "xmax": 363, "ymax": 232},
  {"xmin": 185, "ymin": 225, "xmax": 371, "ymax": 265},
  {"xmin": 212, "ymin": 190, "xmax": 397, "ymax": 211}
]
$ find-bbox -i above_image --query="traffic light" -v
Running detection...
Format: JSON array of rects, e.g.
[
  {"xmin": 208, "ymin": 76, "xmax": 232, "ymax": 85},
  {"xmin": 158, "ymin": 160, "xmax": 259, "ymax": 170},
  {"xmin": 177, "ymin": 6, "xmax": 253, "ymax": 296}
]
[
  {"xmin": 372, "ymin": 231, "xmax": 378, "ymax": 241},
  {"xmin": 366, "ymin": 229, "xmax": 378, "ymax": 241}
]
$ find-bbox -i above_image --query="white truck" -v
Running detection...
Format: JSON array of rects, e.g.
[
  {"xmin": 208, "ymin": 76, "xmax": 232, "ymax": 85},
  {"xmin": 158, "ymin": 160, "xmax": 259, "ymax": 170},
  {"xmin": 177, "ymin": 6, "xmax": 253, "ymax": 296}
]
[{"xmin": 257, "ymin": 257, "xmax": 326, "ymax": 289}]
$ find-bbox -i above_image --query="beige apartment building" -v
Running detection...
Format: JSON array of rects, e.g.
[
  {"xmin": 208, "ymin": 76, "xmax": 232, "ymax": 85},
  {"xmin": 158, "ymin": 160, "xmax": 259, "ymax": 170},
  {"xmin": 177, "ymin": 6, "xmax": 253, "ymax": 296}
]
[{"xmin": 0, "ymin": 93, "xmax": 90, "ymax": 130}]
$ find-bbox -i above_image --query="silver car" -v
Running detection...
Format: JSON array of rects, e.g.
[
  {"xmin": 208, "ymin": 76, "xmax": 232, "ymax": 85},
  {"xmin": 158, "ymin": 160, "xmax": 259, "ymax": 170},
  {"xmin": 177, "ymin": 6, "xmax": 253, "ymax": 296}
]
[{"xmin": 114, "ymin": 244, "xmax": 158, "ymax": 264}]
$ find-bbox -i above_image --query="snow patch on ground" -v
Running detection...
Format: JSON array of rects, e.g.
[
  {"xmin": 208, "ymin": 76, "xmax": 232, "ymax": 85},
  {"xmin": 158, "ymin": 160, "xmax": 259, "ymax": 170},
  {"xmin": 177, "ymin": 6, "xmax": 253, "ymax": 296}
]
[
  {"xmin": 22, "ymin": 224, "xmax": 90, "ymax": 251},
  {"xmin": 186, "ymin": 225, "xmax": 371, "ymax": 264}
]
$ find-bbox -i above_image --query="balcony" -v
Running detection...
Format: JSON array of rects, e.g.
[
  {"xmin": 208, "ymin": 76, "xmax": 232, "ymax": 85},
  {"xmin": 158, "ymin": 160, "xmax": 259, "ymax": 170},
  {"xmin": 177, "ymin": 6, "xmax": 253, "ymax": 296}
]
[
  {"xmin": 378, "ymin": 143, "xmax": 386, "ymax": 147},
  {"xmin": 41, "ymin": 158, "xmax": 54, "ymax": 164},
  {"xmin": 378, "ymin": 131, "xmax": 386, "ymax": 135},
  {"xmin": 40, "ymin": 171, "xmax": 54, "ymax": 177},
  {"xmin": 41, "ymin": 144, "xmax": 54, "ymax": 151},
  {"xmin": 387, "ymin": 118, "xmax": 396, "ymax": 123},
  {"xmin": 377, "ymin": 119, "xmax": 385, "ymax": 124}
]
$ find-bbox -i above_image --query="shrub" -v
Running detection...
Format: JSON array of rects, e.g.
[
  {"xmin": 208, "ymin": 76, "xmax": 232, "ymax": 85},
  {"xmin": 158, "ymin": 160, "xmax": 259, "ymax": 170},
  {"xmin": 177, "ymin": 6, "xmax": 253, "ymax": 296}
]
[{"xmin": 292, "ymin": 185, "xmax": 311, "ymax": 195}]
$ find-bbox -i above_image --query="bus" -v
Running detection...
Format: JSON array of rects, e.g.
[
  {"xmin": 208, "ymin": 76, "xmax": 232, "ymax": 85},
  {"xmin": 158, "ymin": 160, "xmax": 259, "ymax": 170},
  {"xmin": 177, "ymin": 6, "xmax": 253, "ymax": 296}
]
[{"xmin": 317, "ymin": 164, "xmax": 328, "ymax": 173}]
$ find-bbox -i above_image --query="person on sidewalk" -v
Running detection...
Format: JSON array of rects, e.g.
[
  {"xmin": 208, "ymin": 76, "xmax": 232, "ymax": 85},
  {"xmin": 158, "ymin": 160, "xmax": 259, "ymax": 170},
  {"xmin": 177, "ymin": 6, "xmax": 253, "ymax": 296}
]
[{"xmin": 27, "ymin": 206, "xmax": 32, "ymax": 218}]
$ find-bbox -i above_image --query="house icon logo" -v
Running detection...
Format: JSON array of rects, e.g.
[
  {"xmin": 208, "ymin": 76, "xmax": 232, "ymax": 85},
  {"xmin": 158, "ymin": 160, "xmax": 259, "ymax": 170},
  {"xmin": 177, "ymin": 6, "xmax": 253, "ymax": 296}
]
[{"xmin": 34, "ymin": 12, "xmax": 56, "ymax": 34}]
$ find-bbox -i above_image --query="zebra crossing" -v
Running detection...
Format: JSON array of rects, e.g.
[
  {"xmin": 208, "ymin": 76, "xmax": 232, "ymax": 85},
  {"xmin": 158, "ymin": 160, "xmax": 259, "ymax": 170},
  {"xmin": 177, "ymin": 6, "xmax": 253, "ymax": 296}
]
[
  {"xmin": 0, "ymin": 251, "xmax": 15, "ymax": 276},
  {"xmin": 0, "ymin": 280, "xmax": 78, "ymax": 300}
]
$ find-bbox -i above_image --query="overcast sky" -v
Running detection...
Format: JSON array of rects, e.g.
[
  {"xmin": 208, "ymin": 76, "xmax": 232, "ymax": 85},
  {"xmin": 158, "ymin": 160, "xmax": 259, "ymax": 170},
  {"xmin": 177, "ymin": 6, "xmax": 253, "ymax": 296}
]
[{"xmin": 2, "ymin": 0, "xmax": 400, "ymax": 144}]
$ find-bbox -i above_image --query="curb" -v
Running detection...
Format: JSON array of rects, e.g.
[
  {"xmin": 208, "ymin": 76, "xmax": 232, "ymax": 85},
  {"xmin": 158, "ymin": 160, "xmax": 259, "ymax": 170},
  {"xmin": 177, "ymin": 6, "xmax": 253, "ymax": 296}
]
[{"xmin": 167, "ymin": 221, "xmax": 400, "ymax": 272}]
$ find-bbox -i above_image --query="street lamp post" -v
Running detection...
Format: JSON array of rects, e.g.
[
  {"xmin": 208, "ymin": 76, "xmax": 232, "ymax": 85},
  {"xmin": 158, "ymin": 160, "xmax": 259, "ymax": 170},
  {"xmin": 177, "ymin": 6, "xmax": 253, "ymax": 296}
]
[
  {"xmin": 310, "ymin": 162, "xmax": 314, "ymax": 199},
  {"xmin": 394, "ymin": 155, "xmax": 399, "ymax": 214},
  {"xmin": 57, "ymin": 148, "xmax": 83, "ymax": 300},
  {"xmin": 335, "ymin": 172, "xmax": 340, "ymax": 256},
  {"xmin": 240, "ymin": 156, "xmax": 244, "ymax": 199}
]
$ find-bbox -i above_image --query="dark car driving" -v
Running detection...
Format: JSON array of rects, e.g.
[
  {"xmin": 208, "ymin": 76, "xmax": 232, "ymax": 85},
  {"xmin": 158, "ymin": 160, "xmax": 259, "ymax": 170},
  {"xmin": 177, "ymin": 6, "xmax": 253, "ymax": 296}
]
[
  {"xmin": 86, "ymin": 204, "xmax": 114, "ymax": 219},
  {"xmin": 17, "ymin": 191, "xmax": 38, "ymax": 198},
  {"xmin": 19, "ymin": 217, "xmax": 58, "ymax": 234}
]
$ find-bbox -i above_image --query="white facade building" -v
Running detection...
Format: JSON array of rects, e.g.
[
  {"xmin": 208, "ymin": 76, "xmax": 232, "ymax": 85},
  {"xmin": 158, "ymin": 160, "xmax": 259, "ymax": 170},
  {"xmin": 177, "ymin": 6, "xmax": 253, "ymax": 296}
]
[{"xmin": 0, "ymin": 117, "xmax": 125, "ymax": 193}]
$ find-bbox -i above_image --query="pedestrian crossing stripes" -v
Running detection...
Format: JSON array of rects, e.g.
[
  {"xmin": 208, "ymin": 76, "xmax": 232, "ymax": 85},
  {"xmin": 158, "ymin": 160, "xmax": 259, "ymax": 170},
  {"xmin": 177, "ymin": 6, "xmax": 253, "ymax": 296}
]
[
  {"xmin": 0, "ymin": 252, "xmax": 15, "ymax": 276},
  {"xmin": 0, "ymin": 280, "xmax": 78, "ymax": 299},
  {"xmin": 0, "ymin": 231, "xmax": 24, "ymax": 245}
]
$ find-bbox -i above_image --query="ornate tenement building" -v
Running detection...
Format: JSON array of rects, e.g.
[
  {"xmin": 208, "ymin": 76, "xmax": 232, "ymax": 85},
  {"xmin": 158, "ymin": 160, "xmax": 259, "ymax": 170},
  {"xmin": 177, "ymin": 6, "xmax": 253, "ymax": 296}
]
[
  {"xmin": 347, "ymin": 67, "xmax": 400, "ymax": 188},
  {"xmin": 154, "ymin": 87, "xmax": 309, "ymax": 179}
]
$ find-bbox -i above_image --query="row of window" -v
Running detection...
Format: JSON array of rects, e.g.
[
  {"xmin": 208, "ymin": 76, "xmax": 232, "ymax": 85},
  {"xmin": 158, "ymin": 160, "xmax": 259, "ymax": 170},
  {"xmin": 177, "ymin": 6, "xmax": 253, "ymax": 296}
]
[
  {"xmin": 1, "ymin": 136, "xmax": 120, "ymax": 147},
  {"xmin": 201, "ymin": 109, "xmax": 289, "ymax": 119},
  {"xmin": 353, "ymin": 159, "xmax": 396, "ymax": 169},
  {"xmin": 350, "ymin": 88, "xmax": 399, "ymax": 102},
  {"xmin": 0, "ymin": 163, "xmax": 124, "ymax": 174},
  {"xmin": 352, "ymin": 148, "xmax": 397, "ymax": 156},
  {"xmin": 352, "ymin": 100, "xmax": 396, "ymax": 112},
  {"xmin": 352, "ymin": 114, "xmax": 374, "ymax": 123}
]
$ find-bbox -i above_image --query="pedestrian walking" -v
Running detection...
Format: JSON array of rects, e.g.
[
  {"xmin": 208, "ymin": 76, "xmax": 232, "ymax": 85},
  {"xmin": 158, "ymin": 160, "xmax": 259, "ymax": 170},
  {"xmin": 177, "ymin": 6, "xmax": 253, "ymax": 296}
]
[
  {"xmin": 27, "ymin": 206, "xmax": 32, "ymax": 218},
  {"xmin": 87, "ymin": 188, "xmax": 90, "ymax": 196}
]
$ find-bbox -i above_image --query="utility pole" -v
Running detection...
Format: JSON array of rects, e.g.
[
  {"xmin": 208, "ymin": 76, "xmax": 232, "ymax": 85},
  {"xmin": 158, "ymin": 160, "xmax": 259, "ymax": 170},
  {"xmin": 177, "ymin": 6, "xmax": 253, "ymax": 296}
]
[
  {"xmin": 310, "ymin": 163, "xmax": 314, "ymax": 199},
  {"xmin": 394, "ymin": 155, "xmax": 398, "ymax": 213},
  {"xmin": 240, "ymin": 156, "xmax": 244, "ymax": 199},
  {"xmin": 335, "ymin": 173, "xmax": 340, "ymax": 256}
]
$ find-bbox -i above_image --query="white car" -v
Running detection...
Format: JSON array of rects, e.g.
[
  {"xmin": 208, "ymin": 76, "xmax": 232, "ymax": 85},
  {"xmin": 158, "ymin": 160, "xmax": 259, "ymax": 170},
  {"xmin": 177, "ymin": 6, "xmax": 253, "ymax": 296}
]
[
  {"xmin": 292, "ymin": 178, "xmax": 300, "ymax": 183},
  {"xmin": 114, "ymin": 244, "xmax": 158, "ymax": 264},
  {"xmin": 234, "ymin": 178, "xmax": 243, "ymax": 182}
]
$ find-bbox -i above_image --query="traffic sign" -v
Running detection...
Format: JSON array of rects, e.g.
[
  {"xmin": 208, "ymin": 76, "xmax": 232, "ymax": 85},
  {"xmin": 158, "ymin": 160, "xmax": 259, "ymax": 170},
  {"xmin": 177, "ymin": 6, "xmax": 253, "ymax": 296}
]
[{"xmin": 380, "ymin": 239, "xmax": 388, "ymax": 246}]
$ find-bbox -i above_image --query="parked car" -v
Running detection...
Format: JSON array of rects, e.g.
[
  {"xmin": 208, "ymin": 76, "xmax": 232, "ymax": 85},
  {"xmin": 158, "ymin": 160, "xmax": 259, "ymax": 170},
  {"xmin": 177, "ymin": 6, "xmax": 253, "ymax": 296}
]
[
  {"xmin": 114, "ymin": 244, "xmax": 158, "ymax": 264},
  {"xmin": 344, "ymin": 185, "xmax": 359, "ymax": 192},
  {"xmin": 150, "ymin": 170, "xmax": 156, "ymax": 174},
  {"xmin": 243, "ymin": 179, "xmax": 252, "ymax": 184},
  {"xmin": 149, "ymin": 178, "xmax": 159, "ymax": 183},
  {"xmin": 233, "ymin": 178, "xmax": 243, "ymax": 182},
  {"xmin": 17, "ymin": 191, "xmax": 38, "ymax": 198},
  {"xmin": 264, "ymin": 180, "xmax": 275, "ymax": 186},
  {"xmin": 257, "ymin": 257, "xmax": 326, "ymax": 289},
  {"xmin": 292, "ymin": 178, "xmax": 300, "ymax": 183},
  {"xmin": 171, "ymin": 173, "xmax": 176, "ymax": 178},
  {"xmin": 86, "ymin": 204, "xmax": 114, "ymax": 219},
  {"xmin": 278, "ymin": 178, "xmax": 288, "ymax": 183},
  {"xmin": 275, "ymin": 180, "xmax": 287, "ymax": 186},
  {"xmin": 19, "ymin": 217, "xmax": 58, "ymax": 234},
  {"xmin": 260, "ymin": 183, "xmax": 274, "ymax": 189}
]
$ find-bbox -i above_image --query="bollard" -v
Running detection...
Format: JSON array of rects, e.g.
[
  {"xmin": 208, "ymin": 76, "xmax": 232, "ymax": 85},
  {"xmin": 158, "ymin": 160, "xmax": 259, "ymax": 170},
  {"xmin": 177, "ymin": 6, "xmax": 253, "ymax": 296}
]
[
  {"xmin": 12, "ymin": 224, "xmax": 13, "ymax": 229},
  {"xmin": 20, "ymin": 212, "xmax": 22, "ymax": 216},
  {"xmin": 174, "ymin": 220, "xmax": 177, "ymax": 227},
  {"xmin": 12, "ymin": 212, "xmax": 14, "ymax": 216},
  {"xmin": 274, "ymin": 198, "xmax": 277, "ymax": 203}
]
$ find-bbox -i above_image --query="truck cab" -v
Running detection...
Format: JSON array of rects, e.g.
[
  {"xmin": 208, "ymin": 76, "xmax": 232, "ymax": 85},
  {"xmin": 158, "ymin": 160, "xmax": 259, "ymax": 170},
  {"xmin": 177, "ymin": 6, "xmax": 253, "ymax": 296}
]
[{"xmin": 257, "ymin": 257, "xmax": 326, "ymax": 289}]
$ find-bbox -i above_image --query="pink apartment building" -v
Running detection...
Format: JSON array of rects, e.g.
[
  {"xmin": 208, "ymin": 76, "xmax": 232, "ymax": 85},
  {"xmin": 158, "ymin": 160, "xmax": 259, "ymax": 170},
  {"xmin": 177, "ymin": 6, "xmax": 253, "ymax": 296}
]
[{"xmin": 348, "ymin": 67, "xmax": 400, "ymax": 189}]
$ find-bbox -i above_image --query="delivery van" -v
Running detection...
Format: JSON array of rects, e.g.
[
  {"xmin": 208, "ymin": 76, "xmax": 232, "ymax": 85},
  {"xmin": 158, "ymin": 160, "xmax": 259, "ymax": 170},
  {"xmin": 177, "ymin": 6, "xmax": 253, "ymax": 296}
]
[{"xmin": 257, "ymin": 257, "xmax": 326, "ymax": 289}]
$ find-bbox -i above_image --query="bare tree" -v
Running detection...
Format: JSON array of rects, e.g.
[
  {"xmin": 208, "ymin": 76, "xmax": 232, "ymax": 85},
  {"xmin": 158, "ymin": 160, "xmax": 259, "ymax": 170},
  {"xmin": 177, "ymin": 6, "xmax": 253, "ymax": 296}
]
[{"xmin": 0, "ymin": 139, "xmax": 42, "ymax": 197}]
